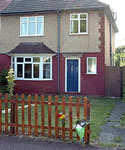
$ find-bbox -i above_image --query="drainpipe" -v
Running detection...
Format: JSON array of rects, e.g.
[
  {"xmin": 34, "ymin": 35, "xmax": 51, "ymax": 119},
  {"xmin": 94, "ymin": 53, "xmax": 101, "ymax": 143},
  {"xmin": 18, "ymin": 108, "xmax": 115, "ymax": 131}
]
[
  {"xmin": 57, "ymin": 10, "xmax": 60, "ymax": 94},
  {"xmin": 110, "ymin": 22, "xmax": 113, "ymax": 66}
]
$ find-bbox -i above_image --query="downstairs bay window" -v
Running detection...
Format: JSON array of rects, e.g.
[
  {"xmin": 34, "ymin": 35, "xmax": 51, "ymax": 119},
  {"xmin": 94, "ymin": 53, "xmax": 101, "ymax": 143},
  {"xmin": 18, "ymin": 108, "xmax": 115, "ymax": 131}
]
[{"xmin": 11, "ymin": 56, "xmax": 52, "ymax": 80}]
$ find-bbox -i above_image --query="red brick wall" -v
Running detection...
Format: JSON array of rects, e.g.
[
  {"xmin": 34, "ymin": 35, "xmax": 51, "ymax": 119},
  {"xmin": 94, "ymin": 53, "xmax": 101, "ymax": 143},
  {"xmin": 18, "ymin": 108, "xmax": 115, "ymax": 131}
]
[
  {"xmin": 59, "ymin": 54, "xmax": 105, "ymax": 96},
  {"xmin": 0, "ymin": 54, "xmax": 105, "ymax": 96},
  {"xmin": 0, "ymin": 54, "xmax": 11, "ymax": 71},
  {"xmin": 81, "ymin": 53, "xmax": 105, "ymax": 96}
]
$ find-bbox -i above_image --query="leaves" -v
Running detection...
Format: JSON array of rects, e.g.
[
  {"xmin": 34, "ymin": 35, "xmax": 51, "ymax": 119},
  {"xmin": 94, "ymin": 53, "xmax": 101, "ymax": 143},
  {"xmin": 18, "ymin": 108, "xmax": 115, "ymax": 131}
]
[{"xmin": 6, "ymin": 69, "xmax": 15, "ymax": 98}]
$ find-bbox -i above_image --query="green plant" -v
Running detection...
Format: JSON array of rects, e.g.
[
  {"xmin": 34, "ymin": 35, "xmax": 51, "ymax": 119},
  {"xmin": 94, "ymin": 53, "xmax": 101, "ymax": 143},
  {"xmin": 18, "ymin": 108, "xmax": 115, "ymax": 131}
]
[
  {"xmin": 6, "ymin": 69, "xmax": 15, "ymax": 98},
  {"xmin": 0, "ymin": 69, "xmax": 8, "ymax": 93},
  {"xmin": 113, "ymin": 136, "xmax": 123, "ymax": 143}
]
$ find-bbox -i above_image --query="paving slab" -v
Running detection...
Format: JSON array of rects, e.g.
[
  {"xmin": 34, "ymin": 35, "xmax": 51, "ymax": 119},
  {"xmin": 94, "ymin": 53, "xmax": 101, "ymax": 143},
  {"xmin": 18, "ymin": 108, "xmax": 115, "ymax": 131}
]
[{"xmin": 99, "ymin": 100, "xmax": 125, "ymax": 147}]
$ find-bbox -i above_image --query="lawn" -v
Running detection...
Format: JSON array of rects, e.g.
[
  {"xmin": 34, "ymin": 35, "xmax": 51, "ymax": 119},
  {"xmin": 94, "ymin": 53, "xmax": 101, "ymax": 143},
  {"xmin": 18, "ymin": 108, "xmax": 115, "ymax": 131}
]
[{"xmin": 1, "ymin": 96, "xmax": 117, "ymax": 142}]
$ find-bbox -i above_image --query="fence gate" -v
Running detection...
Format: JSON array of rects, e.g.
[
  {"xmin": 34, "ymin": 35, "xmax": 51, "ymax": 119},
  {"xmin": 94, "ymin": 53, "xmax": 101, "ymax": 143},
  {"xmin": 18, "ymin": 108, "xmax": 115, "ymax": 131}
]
[{"xmin": 105, "ymin": 66, "xmax": 122, "ymax": 97}]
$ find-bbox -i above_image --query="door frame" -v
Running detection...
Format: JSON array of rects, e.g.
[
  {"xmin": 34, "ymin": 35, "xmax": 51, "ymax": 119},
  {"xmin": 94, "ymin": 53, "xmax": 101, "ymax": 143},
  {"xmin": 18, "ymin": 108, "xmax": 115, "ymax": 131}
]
[{"xmin": 65, "ymin": 58, "xmax": 81, "ymax": 93}]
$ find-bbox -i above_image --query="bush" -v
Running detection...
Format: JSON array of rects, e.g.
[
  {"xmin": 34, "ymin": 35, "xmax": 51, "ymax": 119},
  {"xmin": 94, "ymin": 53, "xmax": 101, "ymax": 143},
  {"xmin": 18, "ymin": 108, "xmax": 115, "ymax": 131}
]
[{"xmin": 0, "ymin": 69, "xmax": 8, "ymax": 94}]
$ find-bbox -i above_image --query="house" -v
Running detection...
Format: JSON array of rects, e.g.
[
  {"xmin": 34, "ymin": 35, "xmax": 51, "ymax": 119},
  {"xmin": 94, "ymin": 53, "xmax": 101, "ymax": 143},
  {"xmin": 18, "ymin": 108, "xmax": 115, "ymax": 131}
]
[{"xmin": 0, "ymin": 0, "xmax": 118, "ymax": 96}]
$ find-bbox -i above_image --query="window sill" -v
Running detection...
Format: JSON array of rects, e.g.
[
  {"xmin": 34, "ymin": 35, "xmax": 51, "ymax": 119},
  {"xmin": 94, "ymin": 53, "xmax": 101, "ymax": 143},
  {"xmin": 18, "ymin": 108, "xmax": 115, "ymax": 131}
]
[
  {"xmin": 20, "ymin": 35, "xmax": 44, "ymax": 38},
  {"xmin": 69, "ymin": 33, "xmax": 88, "ymax": 36},
  {"xmin": 15, "ymin": 78, "xmax": 53, "ymax": 81},
  {"xmin": 86, "ymin": 73, "xmax": 97, "ymax": 75}
]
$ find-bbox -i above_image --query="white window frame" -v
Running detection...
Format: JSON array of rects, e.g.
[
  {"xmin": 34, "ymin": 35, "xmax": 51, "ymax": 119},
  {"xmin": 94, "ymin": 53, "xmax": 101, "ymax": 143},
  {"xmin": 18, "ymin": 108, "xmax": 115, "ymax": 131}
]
[
  {"xmin": 20, "ymin": 16, "xmax": 44, "ymax": 36},
  {"xmin": 87, "ymin": 57, "xmax": 97, "ymax": 74},
  {"xmin": 11, "ymin": 56, "xmax": 52, "ymax": 81},
  {"xmin": 70, "ymin": 13, "xmax": 88, "ymax": 35}
]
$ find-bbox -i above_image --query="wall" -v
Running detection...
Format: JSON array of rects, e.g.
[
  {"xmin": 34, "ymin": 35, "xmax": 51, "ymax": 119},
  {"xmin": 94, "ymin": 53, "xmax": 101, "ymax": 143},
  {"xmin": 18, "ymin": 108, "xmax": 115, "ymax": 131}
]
[
  {"xmin": 60, "ymin": 11, "xmax": 100, "ymax": 53},
  {"xmin": 0, "ymin": 54, "xmax": 105, "ymax": 96},
  {"xmin": 105, "ymin": 14, "xmax": 110, "ymax": 66},
  {"xmin": 0, "ymin": 13, "xmax": 58, "ymax": 53},
  {"xmin": 14, "ymin": 55, "xmax": 58, "ymax": 95},
  {"xmin": 0, "ymin": 54, "xmax": 10, "ymax": 71},
  {"xmin": 104, "ymin": 14, "xmax": 116, "ymax": 66},
  {"xmin": 0, "ymin": 11, "xmax": 101, "ymax": 54},
  {"xmin": 59, "ymin": 54, "xmax": 105, "ymax": 96}
]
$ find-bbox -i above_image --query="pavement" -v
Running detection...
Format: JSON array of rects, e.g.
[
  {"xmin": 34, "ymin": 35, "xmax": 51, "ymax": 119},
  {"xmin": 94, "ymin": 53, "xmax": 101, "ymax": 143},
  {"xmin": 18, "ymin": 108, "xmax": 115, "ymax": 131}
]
[
  {"xmin": 99, "ymin": 100, "xmax": 125, "ymax": 147},
  {"xmin": 0, "ymin": 135, "xmax": 124, "ymax": 150}
]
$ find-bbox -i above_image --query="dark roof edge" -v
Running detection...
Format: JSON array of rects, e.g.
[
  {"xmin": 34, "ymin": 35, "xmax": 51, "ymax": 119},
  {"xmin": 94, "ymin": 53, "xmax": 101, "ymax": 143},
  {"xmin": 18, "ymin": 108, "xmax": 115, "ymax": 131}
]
[{"xmin": 0, "ymin": 7, "xmax": 106, "ymax": 15}]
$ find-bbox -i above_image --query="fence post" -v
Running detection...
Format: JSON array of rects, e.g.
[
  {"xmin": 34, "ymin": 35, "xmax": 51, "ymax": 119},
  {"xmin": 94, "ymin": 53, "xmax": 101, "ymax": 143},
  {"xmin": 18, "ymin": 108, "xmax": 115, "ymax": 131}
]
[
  {"xmin": 84, "ymin": 97, "xmax": 90, "ymax": 144},
  {"xmin": 10, "ymin": 96, "xmax": 15, "ymax": 135}
]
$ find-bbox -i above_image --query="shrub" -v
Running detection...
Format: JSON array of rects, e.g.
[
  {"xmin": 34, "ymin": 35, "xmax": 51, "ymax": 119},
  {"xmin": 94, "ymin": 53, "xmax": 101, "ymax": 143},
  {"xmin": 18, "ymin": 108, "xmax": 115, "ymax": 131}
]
[{"xmin": 0, "ymin": 69, "xmax": 8, "ymax": 93}]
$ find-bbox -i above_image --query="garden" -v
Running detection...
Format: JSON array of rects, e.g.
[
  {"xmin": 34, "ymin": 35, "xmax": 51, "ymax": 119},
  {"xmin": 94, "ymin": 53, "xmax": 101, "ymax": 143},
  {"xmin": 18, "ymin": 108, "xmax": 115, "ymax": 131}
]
[{"xmin": 0, "ymin": 68, "xmax": 118, "ymax": 144}]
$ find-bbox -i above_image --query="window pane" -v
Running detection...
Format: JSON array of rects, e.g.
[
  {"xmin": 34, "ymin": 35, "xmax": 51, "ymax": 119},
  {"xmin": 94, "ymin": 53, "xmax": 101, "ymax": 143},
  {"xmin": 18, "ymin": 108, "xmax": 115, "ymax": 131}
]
[
  {"xmin": 28, "ymin": 22, "xmax": 35, "ymax": 35},
  {"xmin": 25, "ymin": 64, "xmax": 32, "ymax": 78},
  {"xmin": 43, "ymin": 57, "xmax": 50, "ymax": 63},
  {"xmin": 17, "ymin": 64, "xmax": 23, "ymax": 78},
  {"xmin": 33, "ymin": 57, "xmax": 40, "ymax": 62},
  {"xmin": 88, "ymin": 58, "xmax": 96, "ymax": 73},
  {"xmin": 17, "ymin": 58, "xmax": 24, "ymax": 62},
  {"xmin": 37, "ymin": 22, "xmax": 43, "ymax": 35},
  {"xmin": 12, "ymin": 64, "xmax": 15, "ymax": 71},
  {"xmin": 29, "ymin": 17, "xmax": 35, "ymax": 22},
  {"xmin": 12, "ymin": 57, "xmax": 15, "ymax": 63},
  {"xmin": 33, "ymin": 64, "xmax": 39, "ymax": 78},
  {"xmin": 21, "ymin": 23, "xmax": 27, "ymax": 35},
  {"xmin": 37, "ymin": 17, "xmax": 43, "ymax": 22},
  {"xmin": 71, "ymin": 20, "xmax": 78, "ymax": 33},
  {"xmin": 80, "ymin": 14, "xmax": 87, "ymax": 19},
  {"xmin": 21, "ymin": 18, "xmax": 27, "ymax": 23},
  {"xmin": 71, "ymin": 15, "xmax": 78, "ymax": 19},
  {"xmin": 80, "ymin": 20, "xmax": 86, "ymax": 33},
  {"xmin": 25, "ymin": 58, "xmax": 31, "ymax": 62},
  {"xmin": 43, "ymin": 64, "xmax": 50, "ymax": 79}
]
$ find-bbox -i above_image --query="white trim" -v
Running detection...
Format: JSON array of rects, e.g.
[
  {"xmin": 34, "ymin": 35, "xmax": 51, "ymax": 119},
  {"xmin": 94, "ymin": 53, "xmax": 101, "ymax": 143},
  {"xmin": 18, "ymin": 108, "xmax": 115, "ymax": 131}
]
[
  {"xmin": 12, "ymin": 56, "xmax": 52, "ymax": 81},
  {"xmin": 86, "ymin": 57, "xmax": 97, "ymax": 74},
  {"xmin": 70, "ymin": 13, "xmax": 88, "ymax": 35},
  {"xmin": 20, "ymin": 16, "xmax": 44, "ymax": 36},
  {"xmin": 65, "ymin": 58, "xmax": 81, "ymax": 93}
]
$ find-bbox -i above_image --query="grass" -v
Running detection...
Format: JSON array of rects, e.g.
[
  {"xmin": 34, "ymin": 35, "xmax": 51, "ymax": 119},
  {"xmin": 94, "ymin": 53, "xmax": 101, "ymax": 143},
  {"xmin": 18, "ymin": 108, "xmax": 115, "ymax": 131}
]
[
  {"xmin": 89, "ymin": 97, "xmax": 116, "ymax": 141},
  {"xmin": 1, "ymin": 96, "xmax": 117, "ymax": 142},
  {"xmin": 120, "ymin": 112, "xmax": 125, "ymax": 128}
]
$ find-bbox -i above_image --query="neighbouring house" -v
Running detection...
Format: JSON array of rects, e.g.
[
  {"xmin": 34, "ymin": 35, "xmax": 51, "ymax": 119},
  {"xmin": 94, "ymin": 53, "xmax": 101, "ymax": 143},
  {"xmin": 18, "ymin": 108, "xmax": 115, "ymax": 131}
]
[{"xmin": 0, "ymin": 0, "xmax": 118, "ymax": 96}]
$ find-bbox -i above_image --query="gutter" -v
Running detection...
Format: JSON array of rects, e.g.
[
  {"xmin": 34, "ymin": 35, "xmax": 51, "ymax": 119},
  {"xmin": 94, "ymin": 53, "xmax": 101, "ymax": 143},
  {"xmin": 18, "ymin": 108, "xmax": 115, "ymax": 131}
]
[{"xmin": 57, "ymin": 10, "xmax": 60, "ymax": 94}]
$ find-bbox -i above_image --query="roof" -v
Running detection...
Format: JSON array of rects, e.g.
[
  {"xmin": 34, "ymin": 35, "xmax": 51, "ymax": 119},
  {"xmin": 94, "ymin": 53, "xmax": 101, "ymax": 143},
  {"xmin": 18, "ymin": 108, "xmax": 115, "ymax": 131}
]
[
  {"xmin": 0, "ymin": 0, "xmax": 12, "ymax": 12},
  {"xmin": 8, "ymin": 42, "xmax": 56, "ymax": 54},
  {"xmin": 0, "ymin": 0, "xmax": 118, "ymax": 32},
  {"xmin": 1, "ymin": 0, "xmax": 108, "ymax": 14}
]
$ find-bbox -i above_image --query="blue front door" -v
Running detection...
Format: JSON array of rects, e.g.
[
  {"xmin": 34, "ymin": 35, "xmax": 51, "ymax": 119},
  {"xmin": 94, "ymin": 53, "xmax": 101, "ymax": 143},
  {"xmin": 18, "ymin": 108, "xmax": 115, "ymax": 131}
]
[{"xmin": 67, "ymin": 59, "xmax": 78, "ymax": 92}]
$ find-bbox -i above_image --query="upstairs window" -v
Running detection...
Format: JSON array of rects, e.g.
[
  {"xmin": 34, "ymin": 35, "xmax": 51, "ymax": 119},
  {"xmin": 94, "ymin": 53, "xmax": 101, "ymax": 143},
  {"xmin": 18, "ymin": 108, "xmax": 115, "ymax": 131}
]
[
  {"xmin": 87, "ymin": 57, "xmax": 97, "ymax": 74},
  {"xmin": 70, "ymin": 13, "xmax": 88, "ymax": 34},
  {"xmin": 20, "ymin": 16, "xmax": 44, "ymax": 36}
]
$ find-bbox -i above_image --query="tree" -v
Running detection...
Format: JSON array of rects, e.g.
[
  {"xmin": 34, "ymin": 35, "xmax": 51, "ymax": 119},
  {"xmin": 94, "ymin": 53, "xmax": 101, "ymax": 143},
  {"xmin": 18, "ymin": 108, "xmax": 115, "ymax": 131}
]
[{"xmin": 115, "ymin": 46, "xmax": 125, "ymax": 67}]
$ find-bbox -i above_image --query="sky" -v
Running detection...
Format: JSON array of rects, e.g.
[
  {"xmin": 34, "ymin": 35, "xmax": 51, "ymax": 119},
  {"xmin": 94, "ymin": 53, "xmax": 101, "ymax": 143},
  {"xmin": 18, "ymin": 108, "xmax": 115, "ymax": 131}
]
[{"xmin": 100, "ymin": 0, "xmax": 125, "ymax": 48}]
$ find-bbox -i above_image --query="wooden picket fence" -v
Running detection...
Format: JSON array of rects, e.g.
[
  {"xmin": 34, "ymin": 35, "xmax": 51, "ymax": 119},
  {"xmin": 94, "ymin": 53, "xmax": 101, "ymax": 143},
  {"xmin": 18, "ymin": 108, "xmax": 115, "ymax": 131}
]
[{"xmin": 0, "ymin": 93, "xmax": 91, "ymax": 144}]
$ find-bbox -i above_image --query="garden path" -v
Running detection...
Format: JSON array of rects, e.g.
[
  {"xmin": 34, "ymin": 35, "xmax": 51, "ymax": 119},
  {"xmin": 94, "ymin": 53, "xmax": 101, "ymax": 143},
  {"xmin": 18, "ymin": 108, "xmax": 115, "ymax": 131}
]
[{"xmin": 99, "ymin": 100, "xmax": 125, "ymax": 147}]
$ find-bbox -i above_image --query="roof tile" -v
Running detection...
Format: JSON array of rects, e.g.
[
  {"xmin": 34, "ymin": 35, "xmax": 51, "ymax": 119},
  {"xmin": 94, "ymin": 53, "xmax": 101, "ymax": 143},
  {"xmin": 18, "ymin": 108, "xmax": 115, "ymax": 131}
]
[
  {"xmin": 8, "ymin": 42, "xmax": 56, "ymax": 54},
  {"xmin": 1, "ymin": 0, "xmax": 108, "ymax": 14}
]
